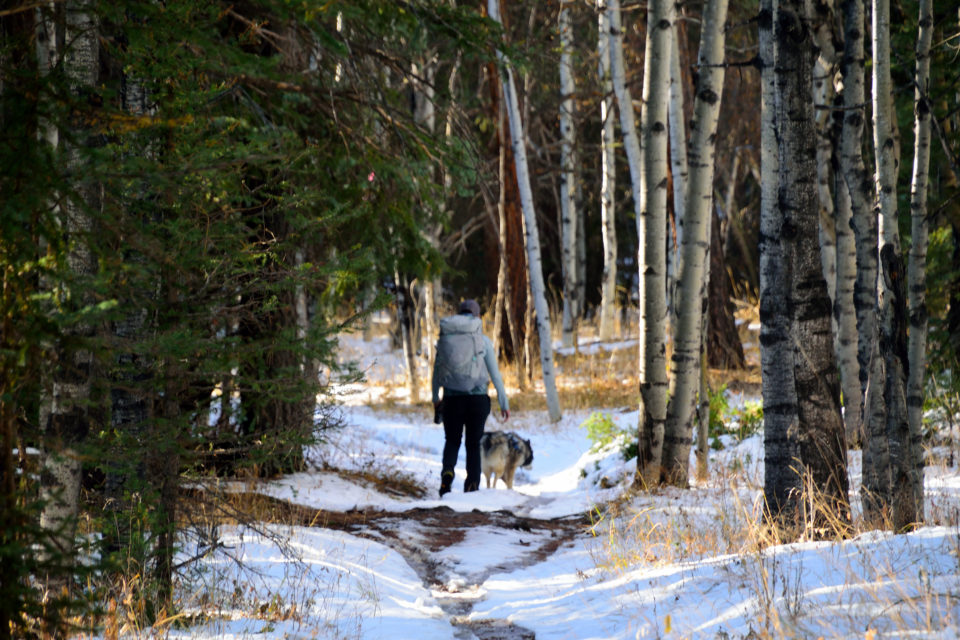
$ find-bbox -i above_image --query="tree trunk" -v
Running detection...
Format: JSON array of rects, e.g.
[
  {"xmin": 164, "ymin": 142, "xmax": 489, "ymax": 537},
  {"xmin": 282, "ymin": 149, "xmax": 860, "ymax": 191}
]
[
  {"xmin": 488, "ymin": 0, "xmax": 561, "ymax": 422},
  {"xmin": 833, "ymin": 121, "xmax": 862, "ymax": 448},
  {"xmin": 759, "ymin": 0, "xmax": 801, "ymax": 521},
  {"xmin": 863, "ymin": 0, "xmax": 922, "ymax": 530},
  {"xmin": 905, "ymin": 0, "xmax": 932, "ymax": 501},
  {"xmin": 839, "ymin": 0, "xmax": 877, "ymax": 453},
  {"xmin": 597, "ymin": 0, "xmax": 618, "ymax": 342},
  {"xmin": 767, "ymin": 0, "xmax": 850, "ymax": 533},
  {"xmin": 39, "ymin": 0, "xmax": 99, "ymax": 589},
  {"xmin": 394, "ymin": 270, "xmax": 420, "ymax": 403},
  {"xmin": 487, "ymin": 58, "xmax": 529, "ymax": 377},
  {"xmin": 815, "ymin": 57, "xmax": 838, "ymax": 306},
  {"xmin": 607, "ymin": 0, "xmax": 660, "ymax": 486},
  {"xmin": 667, "ymin": 21, "xmax": 688, "ymax": 324},
  {"xmin": 708, "ymin": 210, "xmax": 745, "ymax": 369},
  {"xmin": 559, "ymin": 0, "xmax": 579, "ymax": 350},
  {"xmin": 662, "ymin": 0, "xmax": 727, "ymax": 486}
]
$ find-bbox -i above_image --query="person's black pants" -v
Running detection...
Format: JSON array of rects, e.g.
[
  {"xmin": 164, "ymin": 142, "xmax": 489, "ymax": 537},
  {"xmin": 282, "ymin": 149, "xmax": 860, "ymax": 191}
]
[{"xmin": 441, "ymin": 394, "xmax": 490, "ymax": 491}]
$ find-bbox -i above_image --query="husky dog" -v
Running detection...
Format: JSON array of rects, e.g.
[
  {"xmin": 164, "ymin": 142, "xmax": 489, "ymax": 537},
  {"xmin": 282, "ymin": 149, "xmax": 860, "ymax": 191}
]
[{"xmin": 480, "ymin": 431, "xmax": 533, "ymax": 489}]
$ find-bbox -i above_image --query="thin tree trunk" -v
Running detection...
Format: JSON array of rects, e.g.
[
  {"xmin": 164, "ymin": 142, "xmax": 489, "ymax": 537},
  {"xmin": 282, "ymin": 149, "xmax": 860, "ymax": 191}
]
[
  {"xmin": 489, "ymin": 0, "xmax": 561, "ymax": 422},
  {"xmin": 815, "ymin": 57, "xmax": 837, "ymax": 305},
  {"xmin": 760, "ymin": 0, "xmax": 802, "ymax": 521},
  {"xmin": 394, "ymin": 270, "xmax": 420, "ymax": 403},
  {"xmin": 708, "ymin": 209, "xmax": 745, "ymax": 369},
  {"xmin": 597, "ymin": 0, "xmax": 618, "ymax": 342},
  {"xmin": 667, "ymin": 22, "xmax": 688, "ymax": 324},
  {"xmin": 905, "ymin": 0, "xmax": 932, "ymax": 511},
  {"xmin": 839, "ymin": 0, "xmax": 876, "ymax": 452},
  {"xmin": 559, "ymin": 0, "xmax": 579, "ymax": 349},
  {"xmin": 834, "ymin": 131, "xmax": 862, "ymax": 448},
  {"xmin": 634, "ymin": 0, "xmax": 672, "ymax": 487},
  {"xmin": 609, "ymin": 0, "xmax": 670, "ymax": 485},
  {"xmin": 662, "ymin": 0, "xmax": 727, "ymax": 487},
  {"xmin": 864, "ymin": 0, "xmax": 921, "ymax": 530},
  {"xmin": 39, "ymin": 0, "xmax": 98, "ymax": 587}
]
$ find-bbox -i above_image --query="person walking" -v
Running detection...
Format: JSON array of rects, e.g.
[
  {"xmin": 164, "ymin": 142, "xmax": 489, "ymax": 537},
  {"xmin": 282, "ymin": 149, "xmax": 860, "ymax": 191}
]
[{"xmin": 432, "ymin": 299, "xmax": 509, "ymax": 497}]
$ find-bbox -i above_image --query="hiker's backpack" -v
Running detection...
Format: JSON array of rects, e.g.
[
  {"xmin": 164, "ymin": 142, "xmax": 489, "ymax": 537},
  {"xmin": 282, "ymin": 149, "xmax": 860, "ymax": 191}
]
[{"xmin": 435, "ymin": 315, "xmax": 488, "ymax": 392}]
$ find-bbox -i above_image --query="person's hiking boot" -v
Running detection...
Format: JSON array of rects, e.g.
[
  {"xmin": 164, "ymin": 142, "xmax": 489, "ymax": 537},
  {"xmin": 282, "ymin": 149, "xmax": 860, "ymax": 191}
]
[
  {"xmin": 464, "ymin": 480, "xmax": 479, "ymax": 493},
  {"xmin": 439, "ymin": 470, "xmax": 454, "ymax": 497}
]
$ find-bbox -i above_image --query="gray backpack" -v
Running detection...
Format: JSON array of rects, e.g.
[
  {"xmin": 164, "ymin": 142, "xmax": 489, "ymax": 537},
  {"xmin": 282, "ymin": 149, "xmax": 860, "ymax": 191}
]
[{"xmin": 435, "ymin": 315, "xmax": 488, "ymax": 392}]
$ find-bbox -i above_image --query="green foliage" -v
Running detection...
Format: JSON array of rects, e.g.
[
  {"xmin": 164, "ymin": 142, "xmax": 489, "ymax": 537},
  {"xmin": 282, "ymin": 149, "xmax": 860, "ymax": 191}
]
[
  {"xmin": 2, "ymin": 0, "xmax": 502, "ymax": 631},
  {"xmin": 583, "ymin": 412, "xmax": 638, "ymax": 461},
  {"xmin": 707, "ymin": 385, "xmax": 763, "ymax": 450}
]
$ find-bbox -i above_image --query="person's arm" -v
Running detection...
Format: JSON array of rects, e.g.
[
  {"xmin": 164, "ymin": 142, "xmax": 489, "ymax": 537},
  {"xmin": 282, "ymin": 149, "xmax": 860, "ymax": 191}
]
[
  {"xmin": 482, "ymin": 336, "xmax": 509, "ymax": 417},
  {"xmin": 431, "ymin": 356, "xmax": 442, "ymax": 405}
]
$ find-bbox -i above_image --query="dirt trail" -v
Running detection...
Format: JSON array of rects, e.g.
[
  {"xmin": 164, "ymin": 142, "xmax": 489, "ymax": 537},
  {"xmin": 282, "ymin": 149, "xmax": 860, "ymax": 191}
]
[
  {"xmin": 215, "ymin": 492, "xmax": 586, "ymax": 639},
  {"xmin": 340, "ymin": 506, "xmax": 584, "ymax": 640}
]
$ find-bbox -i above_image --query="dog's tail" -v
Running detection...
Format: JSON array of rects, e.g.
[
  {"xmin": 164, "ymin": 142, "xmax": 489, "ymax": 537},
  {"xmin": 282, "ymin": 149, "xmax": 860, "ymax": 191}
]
[{"xmin": 481, "ymin": 433, "xmax": 493, "ymax": 456}]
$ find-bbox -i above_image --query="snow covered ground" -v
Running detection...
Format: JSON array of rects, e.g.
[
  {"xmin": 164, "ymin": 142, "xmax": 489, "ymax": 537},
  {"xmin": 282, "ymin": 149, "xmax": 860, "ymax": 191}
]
[{"xmin": 168, "ymin": 331, "xmax": 960, "ymax": 639}]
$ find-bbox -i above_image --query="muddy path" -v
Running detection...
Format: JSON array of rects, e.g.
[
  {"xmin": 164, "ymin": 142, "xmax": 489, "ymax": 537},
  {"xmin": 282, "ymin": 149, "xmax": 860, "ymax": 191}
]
[{"xmin": 204, "ymin": 491, "xmax": 588, "ymax": 639}]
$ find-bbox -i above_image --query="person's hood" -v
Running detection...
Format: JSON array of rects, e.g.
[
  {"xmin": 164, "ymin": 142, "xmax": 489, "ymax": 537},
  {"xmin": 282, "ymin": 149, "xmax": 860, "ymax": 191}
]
[{"xmin": 439, "ymin": 314, "xmax": 482, "ymax": 335}]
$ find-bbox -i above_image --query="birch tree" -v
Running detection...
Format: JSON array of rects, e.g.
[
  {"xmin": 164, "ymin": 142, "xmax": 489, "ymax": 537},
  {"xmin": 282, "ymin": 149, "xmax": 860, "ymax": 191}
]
[
  {"xmin": 39, "ymin": 0, "xmax": 99, "ymax": 580},
  {"xmin": 661, "ymin": 0, "xmax": 728, "ymax": 486},
  {"xmin": 636, "ymin": 0, "xmax": 673, "ymax": 487},
  {"xmin": 759, "ymin": 0, "xmax": 801, "ymax": 519},
  {"xmin": 667, "ymin": 24, "xmax": 688, "ymax": 319},
  {"xmin": 834, "ymin": 142, "xmax": 862, "ymax": 447},
  {"xmin": 862, "ymin": 0, "xmax": 922, "ymax": 530},
  {"xmin": 597, "ymin": 0, "xmax": 619, "ymax": 342},
  {"xmin": 488, "ymin": 0, "xmax": 562, "ymax": 422},
  {"xmin": 762, "ymin": 0, "xmax": 850, "ymax": 530},
  {"xmin": 906, "ymin": 0, "xmax": 933, "ymax": 477},
  {"xmin": 559, "ymin": 0, "xmax": 580, "ymax": 349}
]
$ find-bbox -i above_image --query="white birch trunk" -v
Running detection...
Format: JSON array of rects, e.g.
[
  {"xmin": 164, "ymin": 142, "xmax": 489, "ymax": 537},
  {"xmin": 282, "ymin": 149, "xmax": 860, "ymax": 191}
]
[
  {"xmin": 394, "ymin": 271, "xmax": 420, "ymax": 403},
  {"xmin": 667, "ymin": 24, "xmax": 688, "ymax": 321},
  {"xmin": 866, "ymin": 0, "xmax": 921, "ymax": 530},
  {"xmin": 39, "ymin": 0, "xmax": 98, "ymax": 568},
  {"xmin": 838, "ymin": 0, "xmax": 876, "ymax": 453},
  {"xmin": 634, "ymin": 0, "xmax": 674, "ymax": 487},
  {"xmin": 416, "ymin": 52, "xmax": 445, "ymax": 365},
  {"xmin": 559, "ymin": 0, "xmax": 579, "ymax": 349},
  {"xmin": 906, "ymin": 0, "xmax": 933, "ymax": 500},
  {"xmin": 607, "ymin": 0, "xmax": 644, "ymax": 223},
  {"xmin": 597, "ymin": 0, "xmax": 618, "ymax": 342},
  {"xmin": 662, "ymin": 0, "xmax": 728, "ymax": 487},
  {"xmin": 814, "ymin": 57, "xmax": 837, "ymax": 305},
  {"xmin": 489, "ymin": 0, "xmax": 562, "ymax": 422},
  {"xmin": 834, "ymin": 150, "xmax": 862, "ymax": 447},
  {"xmin": 759, "ymin": 0, "xmax": 802, "ymax": 517}
]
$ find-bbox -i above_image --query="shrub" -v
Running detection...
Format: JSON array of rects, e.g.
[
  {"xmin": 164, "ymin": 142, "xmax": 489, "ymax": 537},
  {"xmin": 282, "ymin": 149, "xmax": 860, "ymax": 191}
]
[{"xmin": 583, "ymin": 412, "xmax": 638, "ymax": 461}]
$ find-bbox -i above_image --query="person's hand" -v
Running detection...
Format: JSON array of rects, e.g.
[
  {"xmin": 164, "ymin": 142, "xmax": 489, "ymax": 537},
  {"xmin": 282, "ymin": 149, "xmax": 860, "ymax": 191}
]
[{"xmin": 501, "ymin": 409, "xmax": 509, "ymax": 421}]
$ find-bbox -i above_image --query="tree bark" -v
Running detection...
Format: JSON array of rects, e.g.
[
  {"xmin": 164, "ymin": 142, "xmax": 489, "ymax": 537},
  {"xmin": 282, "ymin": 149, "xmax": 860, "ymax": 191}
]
[
  {"xmin": 862, "ymin": 0, "xmax": 922, "ymax": 530},
  {"xmin": 760, "ymin": 0, "xmax": 801, "ymax": 521},
  {"xmin": 833, "ymin": 117, "xmax": 862, "ymax": 448},
  {"xmin": 708, "ymin": 210, "xmax": 745, "ymax": 369},
  {"xmin": 559, "ymin": 0, "xmax": 579, "ymax": 350},
  {"xmin": 667, "ymin": 20, "xmax": 688, "ymax": 325},
  {"xmin": 662, "ymin": 0, "xmax": 727, "ymax": 487},
  {"xmin": 838, "ymin": 0, "xmax": 876, "ymax": 453},
  {"xmin": 39, "ymin": 0, "xmax": 99, "ymax": 588},
  {"xmin": 597, "ymin": 0, "xmax": 618, "ymax": 342},
  {"xmin": 905, "ymin": 0, "xmax": 932, "ymax": 506},
  {"xmin": 489, "ymin": 0, "xmax": 561, "ymax": 422},
  {"xmin": 767, "ymin": 0, "xmax": 850, "ymax": 533}
]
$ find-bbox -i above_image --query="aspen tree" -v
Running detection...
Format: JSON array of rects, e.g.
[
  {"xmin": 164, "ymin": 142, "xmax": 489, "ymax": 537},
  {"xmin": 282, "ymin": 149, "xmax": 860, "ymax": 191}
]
[
  {"xmin": 597, "ymin": 0, "xmax": 619, "ymax": 342},
  {"xmin": 488, "ymin": 0, "xmax": 562, "ymax": 422},
  {"xmin": 662, "ymin": 0, "xmax": 729, "ymax": 486}
]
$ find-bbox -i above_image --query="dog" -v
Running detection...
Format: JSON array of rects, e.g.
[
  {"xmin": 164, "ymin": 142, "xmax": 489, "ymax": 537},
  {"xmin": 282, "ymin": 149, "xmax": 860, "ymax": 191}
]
[{"xmin": 480, "ymin": 431, "xmax": 533, "ymax": 489}]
